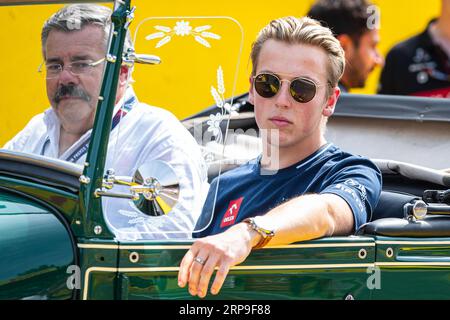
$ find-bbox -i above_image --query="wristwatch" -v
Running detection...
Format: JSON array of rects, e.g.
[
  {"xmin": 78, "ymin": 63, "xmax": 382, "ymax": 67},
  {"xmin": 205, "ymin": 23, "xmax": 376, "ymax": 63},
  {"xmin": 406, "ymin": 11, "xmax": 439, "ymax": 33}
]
[{"xmin": 243, "ymin": 216, "xmax": 275, "ymax": 249}]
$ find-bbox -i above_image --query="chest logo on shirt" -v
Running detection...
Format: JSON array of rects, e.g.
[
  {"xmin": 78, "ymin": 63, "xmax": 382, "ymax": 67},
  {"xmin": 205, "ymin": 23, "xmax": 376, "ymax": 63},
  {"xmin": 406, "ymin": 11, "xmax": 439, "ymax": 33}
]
[{"xmin": 220, "ymin": 197, "xmax": 244, "ymax": 228}]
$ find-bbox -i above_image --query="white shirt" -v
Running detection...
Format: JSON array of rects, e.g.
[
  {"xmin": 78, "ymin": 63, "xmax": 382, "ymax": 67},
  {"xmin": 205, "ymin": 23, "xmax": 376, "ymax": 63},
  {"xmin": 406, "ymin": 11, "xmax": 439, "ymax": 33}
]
[{"xmin": 4, "ymin": 87, "xmax": 209, "ymax": 240}]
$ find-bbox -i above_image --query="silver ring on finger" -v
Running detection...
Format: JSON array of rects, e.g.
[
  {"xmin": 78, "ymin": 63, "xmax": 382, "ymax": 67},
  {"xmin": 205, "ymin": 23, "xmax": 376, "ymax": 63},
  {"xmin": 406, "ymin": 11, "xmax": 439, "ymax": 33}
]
[{"xmin": 194, "ymin": 256, "xmax": 206, "ymax": 266}]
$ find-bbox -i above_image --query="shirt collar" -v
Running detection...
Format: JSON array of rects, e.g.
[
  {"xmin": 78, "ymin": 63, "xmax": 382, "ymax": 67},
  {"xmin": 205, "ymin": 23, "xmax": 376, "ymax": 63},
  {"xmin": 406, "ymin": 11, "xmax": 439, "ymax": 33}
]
[
  {"xmin": 43, "ymin": 106, "xmax": 59, "ymax": 130},
  {"xmin": 113, "ymin": 86, "xmax": 137, "ymax": 115}
]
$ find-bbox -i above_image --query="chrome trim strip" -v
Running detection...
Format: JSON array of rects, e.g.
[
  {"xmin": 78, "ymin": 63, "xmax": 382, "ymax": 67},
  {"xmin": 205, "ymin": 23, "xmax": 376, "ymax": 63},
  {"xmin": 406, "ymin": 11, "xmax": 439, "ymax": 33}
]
[
  {"xmin": 265, "ymin": 243, "xmax": 375, "ymax": 249},
  {"xmin": 376, "ymin": 241, "xmax": 450, "ymax": 245},
  {"xmin": 119, "ymin": 245, "xmax": 192, "ymax": 250},
  {"xmin": 78, "ymin": 244, "xmax": 120, "ymax": 249},
  {"xmin": 116, "ymin": 263, "xmax": 373, "ymax": 272},
  {"xmin": 78, "ymin": 242, "xmax": 375, "ymax": 250},
  {"xmin": 376, "ymin": 262, "xmax": 450, "ymax": 266}
]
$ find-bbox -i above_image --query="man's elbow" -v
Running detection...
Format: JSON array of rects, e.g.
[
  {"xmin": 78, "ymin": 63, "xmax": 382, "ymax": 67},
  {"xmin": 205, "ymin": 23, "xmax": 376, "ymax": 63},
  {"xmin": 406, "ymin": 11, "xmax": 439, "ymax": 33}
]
[{"xmin": 322, "ymin": 195, "xmax": 355, "ymax": 237}]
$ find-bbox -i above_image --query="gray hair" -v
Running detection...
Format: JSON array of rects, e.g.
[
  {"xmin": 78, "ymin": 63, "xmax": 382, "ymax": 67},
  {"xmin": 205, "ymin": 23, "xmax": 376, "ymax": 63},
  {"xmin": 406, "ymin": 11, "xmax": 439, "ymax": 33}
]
[{"xmin": 41, "ymin": 4, "xmax": 133, "ymax": 58}]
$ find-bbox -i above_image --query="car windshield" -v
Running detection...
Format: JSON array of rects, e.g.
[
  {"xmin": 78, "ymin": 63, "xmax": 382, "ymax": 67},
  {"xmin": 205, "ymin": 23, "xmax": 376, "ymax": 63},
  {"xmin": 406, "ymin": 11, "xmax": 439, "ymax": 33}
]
[
  {"xmin": 0, "ymin": 2, "xmax": 244, "ymax": 240},
  {"xmin": 102, "ymin": 15, "xmax": 244, "ymax": 240}
]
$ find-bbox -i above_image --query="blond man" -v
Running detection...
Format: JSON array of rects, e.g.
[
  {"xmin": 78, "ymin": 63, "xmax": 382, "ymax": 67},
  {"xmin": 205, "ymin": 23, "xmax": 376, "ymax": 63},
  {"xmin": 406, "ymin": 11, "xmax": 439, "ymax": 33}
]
[{"xmin": 178, "ymin": 16, "xmax": 382, "ymax": 297}]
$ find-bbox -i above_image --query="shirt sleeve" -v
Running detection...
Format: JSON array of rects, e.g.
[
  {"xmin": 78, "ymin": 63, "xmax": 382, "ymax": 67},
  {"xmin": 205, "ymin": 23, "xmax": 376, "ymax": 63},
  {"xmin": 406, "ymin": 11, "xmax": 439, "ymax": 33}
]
[
  {"xmin": 2, "ymin": 114, "xmax": 46, "ymax": 152},
  {"xmin": 320, "ymin": 158, "xmax": 382, "ymax": 231},
  {"xmin": 3, "ymin": 125, "xmax": 30, "ymax": 151}
]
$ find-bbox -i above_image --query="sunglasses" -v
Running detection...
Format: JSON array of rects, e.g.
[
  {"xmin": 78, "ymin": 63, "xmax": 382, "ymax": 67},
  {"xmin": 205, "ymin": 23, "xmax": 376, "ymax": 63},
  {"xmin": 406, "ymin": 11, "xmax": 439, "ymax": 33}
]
[{"xmin": 253, "ymin": 72, "xmax": 320, "ymax": 103}]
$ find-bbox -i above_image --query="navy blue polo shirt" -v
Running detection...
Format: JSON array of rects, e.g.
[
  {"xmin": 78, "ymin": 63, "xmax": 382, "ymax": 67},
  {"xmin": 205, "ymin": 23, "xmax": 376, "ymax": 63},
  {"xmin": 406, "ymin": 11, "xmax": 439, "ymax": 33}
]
[{"xmin": 194, "ymin": 143, "xmax": 382, "ymax": 238}]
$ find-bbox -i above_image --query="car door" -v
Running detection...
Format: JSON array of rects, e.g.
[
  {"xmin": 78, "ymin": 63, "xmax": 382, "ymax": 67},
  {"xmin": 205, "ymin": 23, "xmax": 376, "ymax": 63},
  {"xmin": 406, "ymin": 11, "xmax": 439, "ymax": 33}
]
[
  {"xmin": 110, "ymin": 236, "xmax": 376, "ymax": 300},
  {"xmin": 372, "ymin": 236, "xmax": 450, "ymax": 299}
]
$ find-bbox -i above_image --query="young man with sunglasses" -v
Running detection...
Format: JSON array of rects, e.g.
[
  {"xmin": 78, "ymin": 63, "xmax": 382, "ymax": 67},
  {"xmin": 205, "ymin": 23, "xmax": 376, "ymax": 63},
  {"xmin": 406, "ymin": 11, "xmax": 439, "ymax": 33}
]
[
  {"xmin": 178, "ymin": 16, "xmax": 382, "ymax": 298},
  {"xmin": 3, "ymin": 4, "xmax": 209, "ymax": 239}
]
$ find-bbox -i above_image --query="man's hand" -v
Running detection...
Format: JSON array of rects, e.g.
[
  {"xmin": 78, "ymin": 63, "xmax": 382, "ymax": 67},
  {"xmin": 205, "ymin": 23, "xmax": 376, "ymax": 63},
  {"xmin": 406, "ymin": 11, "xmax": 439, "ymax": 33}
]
[
  {"xmin": 177, "ymin": 194, "xmax": 354, "ymax": 298},
  {"xmin": 178, "ymin": 223, "xmax": 259, "ymax": 298}
]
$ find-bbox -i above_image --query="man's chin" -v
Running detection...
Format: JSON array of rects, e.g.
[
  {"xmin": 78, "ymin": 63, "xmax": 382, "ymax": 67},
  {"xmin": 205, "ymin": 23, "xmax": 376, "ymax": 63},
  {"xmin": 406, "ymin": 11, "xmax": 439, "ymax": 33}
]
[
  {"xmin": 349, "ymin": 80, "xmax": 366, "ymax": 89},
  {"xmin": 358, "ymin": 78, "xmax": 368, "ymax": 88},
  {"xmin": 54, "ymin": 102, "xmax": 94, "ymax": 119},
  {"xmin": 357, "ymin": 71, "xmax": 373, "ymax": 88},
  {"xmin": 266, "ymin": 136, "xmax": 291, "ymax": 148}
]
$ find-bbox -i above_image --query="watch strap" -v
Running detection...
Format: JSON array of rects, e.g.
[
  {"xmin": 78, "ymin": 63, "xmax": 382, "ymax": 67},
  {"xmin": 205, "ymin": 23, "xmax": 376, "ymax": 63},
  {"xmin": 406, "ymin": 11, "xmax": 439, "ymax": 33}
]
[
  {"xmin": 253, "ymin": 234, "xmax": 273, "ymax": 249},
  {"xmin": 244, "ymin": 217, "xmax": 275, "ymax": 249}
]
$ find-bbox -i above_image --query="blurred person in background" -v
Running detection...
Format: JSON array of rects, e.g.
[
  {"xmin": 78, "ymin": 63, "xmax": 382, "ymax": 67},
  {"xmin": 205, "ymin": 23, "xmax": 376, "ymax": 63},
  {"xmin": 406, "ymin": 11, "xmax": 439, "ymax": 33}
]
[
  {"xmin": 378, "ymin": 0, "xmax": 450, "ymax": 98},
  {"xmin": 308, "ymin": 0, "xmax": 384, "ymax": 92}
]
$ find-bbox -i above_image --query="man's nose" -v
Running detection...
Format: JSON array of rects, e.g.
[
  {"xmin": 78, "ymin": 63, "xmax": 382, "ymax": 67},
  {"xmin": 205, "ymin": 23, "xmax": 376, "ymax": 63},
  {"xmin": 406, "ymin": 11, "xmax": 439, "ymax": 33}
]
[
  {"xmin": 274, "ymin": 81, "xmax": 293, "ymax": 108},
  {"xmin": 57, "ymin": 67, "xmax": 79, "ymax": 85},
  {"xmin": 374, "ymin": 49, "xmax": 385, "ymax": 67}
]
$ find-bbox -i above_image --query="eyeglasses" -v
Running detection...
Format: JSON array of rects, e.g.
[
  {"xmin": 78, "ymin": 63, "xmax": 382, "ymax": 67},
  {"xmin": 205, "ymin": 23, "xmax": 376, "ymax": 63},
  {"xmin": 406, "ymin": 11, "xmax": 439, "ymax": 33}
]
[
  {"xmin": 38, "ymin": 57, "xmax": 105, "ymax": 79},
  {"xmin": 252, "ymin": 72, "xmax": 322, "ymax": 103}
]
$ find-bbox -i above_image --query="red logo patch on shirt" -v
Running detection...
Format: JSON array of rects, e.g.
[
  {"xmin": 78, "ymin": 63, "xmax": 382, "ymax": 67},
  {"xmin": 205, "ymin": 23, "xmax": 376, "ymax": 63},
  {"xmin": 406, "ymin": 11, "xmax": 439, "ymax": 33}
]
[{"xmin": 220, "ymin": 197, "xmax": 244, "ymax": 228}]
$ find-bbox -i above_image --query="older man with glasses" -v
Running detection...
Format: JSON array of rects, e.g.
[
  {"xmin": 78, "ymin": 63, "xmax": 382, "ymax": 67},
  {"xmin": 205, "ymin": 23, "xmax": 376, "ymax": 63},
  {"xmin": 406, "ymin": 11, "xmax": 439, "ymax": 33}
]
[
  {"xmin": 3, "ymin": 4, "xmax": 209, "ymax": 240},
  {"xmin": 178, "ymin": 16, "xmax": 382, "ymax": 298}
]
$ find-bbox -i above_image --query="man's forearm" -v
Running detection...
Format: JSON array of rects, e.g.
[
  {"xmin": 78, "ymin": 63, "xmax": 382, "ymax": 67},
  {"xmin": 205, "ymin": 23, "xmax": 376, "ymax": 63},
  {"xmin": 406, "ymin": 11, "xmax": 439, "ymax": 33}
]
[{"xmin": 241, "ymin": 193, "xmax": 353, "ymax": 248}]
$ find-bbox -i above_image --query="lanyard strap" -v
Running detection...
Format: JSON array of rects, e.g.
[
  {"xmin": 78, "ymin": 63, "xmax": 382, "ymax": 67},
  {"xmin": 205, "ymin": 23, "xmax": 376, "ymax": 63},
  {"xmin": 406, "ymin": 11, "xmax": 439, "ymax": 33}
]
[
  {"xmin": 65, "ymin": 95, "xmax": 137, "ymax": 162},
  {"xmin": 41, "ymin": 95, "xmax": 137, "ymax": 162}
]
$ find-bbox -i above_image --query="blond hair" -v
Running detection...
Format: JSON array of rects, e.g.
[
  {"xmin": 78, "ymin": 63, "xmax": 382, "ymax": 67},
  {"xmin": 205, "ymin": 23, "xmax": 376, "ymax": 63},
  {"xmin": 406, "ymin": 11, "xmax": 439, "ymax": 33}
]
[{"xmin": 250, "ymin": 16, "xmax": 345, "ymax": 92}]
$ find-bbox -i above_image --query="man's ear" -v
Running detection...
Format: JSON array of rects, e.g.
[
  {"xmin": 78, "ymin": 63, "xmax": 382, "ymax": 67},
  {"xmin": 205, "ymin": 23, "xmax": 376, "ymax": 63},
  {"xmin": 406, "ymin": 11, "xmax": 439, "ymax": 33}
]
[
  {"xmin": 114, "ymin": 66, "xmax": 131, "ymax": 105},
  {"xmin": 337, "ymin": 34, "xmax": 355, "ymax": 56},
  {"xmin": 248, "ymin": 76, "xmax": 255, "ymax": 105},
  {"xmin": 323, "ymin": 87, "xmax": 340, "ymax": 117},
  {"xmin": 119, "ymin": 65, "xmax": 130, "ymax": 86}
]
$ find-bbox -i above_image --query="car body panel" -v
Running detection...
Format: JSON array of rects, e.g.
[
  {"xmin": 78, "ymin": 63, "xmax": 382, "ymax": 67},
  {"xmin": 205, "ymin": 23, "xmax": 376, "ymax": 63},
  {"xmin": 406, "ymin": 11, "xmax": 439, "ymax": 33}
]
[
  {"xmin": 372, "ymin": 236, "xmax": 450, "ymax": 299},
  {"xmin": 0, "ymin": 191, "xmax": 75, "ymax": 299},
  {"xmin": 78, "ymin": 241, "xmax": 119, "ymax": 300},
  {"xmin": 0, "ymin": 175, "xmax": 81, "ymax": 235}
]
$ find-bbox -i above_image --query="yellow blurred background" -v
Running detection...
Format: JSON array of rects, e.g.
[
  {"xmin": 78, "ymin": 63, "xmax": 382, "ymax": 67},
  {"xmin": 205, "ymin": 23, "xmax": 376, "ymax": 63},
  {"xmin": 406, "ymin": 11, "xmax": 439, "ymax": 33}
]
[{"xmin": 0, "ymin": 0, "xmax": 441, "ymax": 145}]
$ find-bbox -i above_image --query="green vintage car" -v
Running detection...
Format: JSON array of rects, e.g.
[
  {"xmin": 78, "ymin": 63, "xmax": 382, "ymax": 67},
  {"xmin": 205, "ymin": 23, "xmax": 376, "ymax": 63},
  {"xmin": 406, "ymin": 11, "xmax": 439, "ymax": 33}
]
[{"xmin": 1, "ymin": 0, "xmax": 450, "ymax": 301}]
